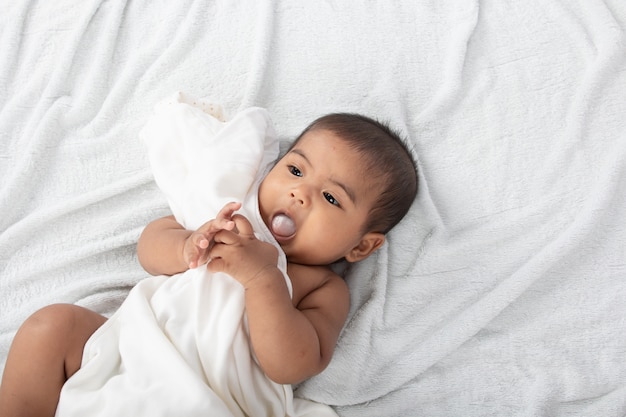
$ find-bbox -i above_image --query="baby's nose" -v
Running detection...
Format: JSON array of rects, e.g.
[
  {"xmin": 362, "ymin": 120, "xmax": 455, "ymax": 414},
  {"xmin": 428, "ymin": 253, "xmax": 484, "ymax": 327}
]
[{"xmin": 290, "ymin": 187, "xmax": 309, "ymax": 206}]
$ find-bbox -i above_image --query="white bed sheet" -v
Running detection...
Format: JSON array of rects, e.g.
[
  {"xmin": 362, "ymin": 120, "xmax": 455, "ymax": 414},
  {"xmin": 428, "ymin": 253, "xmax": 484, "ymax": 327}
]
[{"xmin": 1, "ymin": 1, "xmax": 625, "ymax": 416}]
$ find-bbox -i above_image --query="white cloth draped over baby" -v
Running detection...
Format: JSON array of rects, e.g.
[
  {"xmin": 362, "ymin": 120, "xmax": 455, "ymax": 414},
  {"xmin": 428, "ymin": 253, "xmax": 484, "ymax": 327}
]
[{"xmin": 55, "ymin": 93, "xmax": 337, "ymax": 417}]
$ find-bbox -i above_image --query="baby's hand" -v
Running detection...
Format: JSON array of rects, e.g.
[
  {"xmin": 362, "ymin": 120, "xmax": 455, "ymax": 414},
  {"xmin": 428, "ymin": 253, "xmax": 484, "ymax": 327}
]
[
  {"xmin": 184, "ymin": 202, "xmax": 241, "ymax": 269},
  {"xmin": 207, "ymin": 214, "xmax": 279, "ymax": 288}
]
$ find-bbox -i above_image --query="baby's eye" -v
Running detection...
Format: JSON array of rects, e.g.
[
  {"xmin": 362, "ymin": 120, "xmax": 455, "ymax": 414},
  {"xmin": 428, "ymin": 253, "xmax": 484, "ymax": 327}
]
[
  {"xmin": 324, "ymin": 192, "xmax": 340, "ymax": 207},
  {"xmin": 288, "ymin": 166, "xmax": 302, "ymax": 177}
]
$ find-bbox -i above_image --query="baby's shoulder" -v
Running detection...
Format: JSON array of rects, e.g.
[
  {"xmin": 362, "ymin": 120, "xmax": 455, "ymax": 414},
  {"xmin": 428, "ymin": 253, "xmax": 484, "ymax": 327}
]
[{"xmin": 286, "ymin": 262, "xmax": 349, "ymax": 309}]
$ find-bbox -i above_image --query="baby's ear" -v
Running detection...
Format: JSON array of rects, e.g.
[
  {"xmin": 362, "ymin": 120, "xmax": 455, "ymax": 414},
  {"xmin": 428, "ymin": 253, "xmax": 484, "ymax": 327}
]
[{"xmin": 345, "ymin": 232, "xmax": 385, "ymax": 262}]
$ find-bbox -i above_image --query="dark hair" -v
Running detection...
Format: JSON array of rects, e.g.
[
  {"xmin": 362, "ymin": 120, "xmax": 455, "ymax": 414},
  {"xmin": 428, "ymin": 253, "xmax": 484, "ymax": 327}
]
[{"xmin": 293, "ymin": 113, "xmax": 418, "ymax": 234}]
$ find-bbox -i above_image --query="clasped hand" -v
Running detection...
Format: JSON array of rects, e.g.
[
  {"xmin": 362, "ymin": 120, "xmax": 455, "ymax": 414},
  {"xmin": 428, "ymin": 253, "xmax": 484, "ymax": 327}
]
[{"xmin": 183, "ymin": 202, "xmax": 279, "ymax": 287}]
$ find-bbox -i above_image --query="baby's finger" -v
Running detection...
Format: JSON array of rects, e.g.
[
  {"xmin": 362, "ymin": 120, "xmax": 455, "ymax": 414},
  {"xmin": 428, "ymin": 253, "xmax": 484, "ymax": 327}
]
[
  {"xmin": 216, "ymin": 201, "xmax": 242, "ymax": 221},
  {"xmin": 232, "ymin": 214, "xmax": 254, "ymax": 237},
  {"xmin": 188, "ymin": 247, "xmax": 210, "ymax": 269},
  {"xmin": 210, "ymin": 218, "xmax": 235, "ymax": 234},
  {"xmin": 191, "ymin": 232, "xmax": 210, "ymax": 249},
  {"xmin": 187, "ymin": 249, "xmax": 201, "ymax": 269},
  {"xmin": 186, "ymin": 234, "xmax": 210, "ymax": 269},
  {"xmin": 212, "ymin": 229, "xmax": 240, "ymax": 246}
]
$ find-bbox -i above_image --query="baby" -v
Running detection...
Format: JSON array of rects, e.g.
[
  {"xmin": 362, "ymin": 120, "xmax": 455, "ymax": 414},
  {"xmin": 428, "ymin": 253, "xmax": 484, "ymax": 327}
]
[{"xmin": 0, "ymin": 101, "xmax": 417, "ymax": 417}]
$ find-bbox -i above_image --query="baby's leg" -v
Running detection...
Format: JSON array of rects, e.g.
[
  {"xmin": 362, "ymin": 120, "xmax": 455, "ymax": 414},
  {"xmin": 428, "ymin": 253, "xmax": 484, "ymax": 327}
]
[{"xmin": 0, "ymin": 304, "xmax": 106, "ymax": 417}]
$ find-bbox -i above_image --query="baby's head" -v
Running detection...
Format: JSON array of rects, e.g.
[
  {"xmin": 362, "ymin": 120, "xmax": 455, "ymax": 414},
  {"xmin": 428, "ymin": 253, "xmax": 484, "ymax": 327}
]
[{"xmin": 258, "ymin": 113, "xmax": 418, "ymax": 266}]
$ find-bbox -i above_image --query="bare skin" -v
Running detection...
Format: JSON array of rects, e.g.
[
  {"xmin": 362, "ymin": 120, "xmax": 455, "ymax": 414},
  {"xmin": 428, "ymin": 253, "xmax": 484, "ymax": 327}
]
[
  {"xmin": 136, "ymin": 132, "xmax": 386, "ymax": 382},
  {"xmin": 0, "ymin": 128, "xmax": 386, "ymax": 416},
  {"xmin": 136, "ymin": 201, "xmax": 358, "ymax": 382},
  {"xmin": 0, "ymin": 305, "xmax": 106, "ymax": 417}
]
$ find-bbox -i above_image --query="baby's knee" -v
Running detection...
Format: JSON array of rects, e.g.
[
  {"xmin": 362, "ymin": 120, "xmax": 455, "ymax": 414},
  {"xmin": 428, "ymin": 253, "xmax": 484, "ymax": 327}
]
[
  {"xmin": 21, "ymin": 304, "xmax": 82, "ymax": 339},
  {"xmin": 6, "ymin": 304, "xmax": 84, "ymax": 365},
  {"xmin": 16, "ymin": 303, "xmax": 105, "ymax": 361}
]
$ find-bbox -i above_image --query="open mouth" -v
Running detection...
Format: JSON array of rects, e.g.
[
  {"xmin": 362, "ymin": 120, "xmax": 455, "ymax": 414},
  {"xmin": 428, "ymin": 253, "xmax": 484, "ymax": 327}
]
[{"xmin": 270, "ymin": 213, "xmax": 296, "ymax": 241}]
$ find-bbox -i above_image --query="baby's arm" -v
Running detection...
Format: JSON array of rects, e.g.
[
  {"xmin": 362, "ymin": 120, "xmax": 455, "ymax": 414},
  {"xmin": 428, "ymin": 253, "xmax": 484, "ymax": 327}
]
[
  {"xmin": 208, "ymin": 214, "xmax": 350, "ymax": 384},
  {"xmin": 137, "ymin": 202, "xmax": 240, "ymax": 275},
  {"xmin": 248, "ymin": 263, "xmax": 350, "ymax": 384}
]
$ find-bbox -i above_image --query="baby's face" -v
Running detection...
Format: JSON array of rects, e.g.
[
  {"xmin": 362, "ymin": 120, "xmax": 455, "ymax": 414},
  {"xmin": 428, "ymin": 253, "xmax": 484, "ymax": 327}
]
[{"xmin": 258, "ymin": 129, "xmax": 379, "ymax": 265}]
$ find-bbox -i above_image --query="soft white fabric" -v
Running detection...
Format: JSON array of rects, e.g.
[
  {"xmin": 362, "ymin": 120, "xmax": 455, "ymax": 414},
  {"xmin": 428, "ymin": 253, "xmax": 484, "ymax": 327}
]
[
  {"xmin": 56, "ymin": 94, "xmax": 337, "ymax": 417},
  {"xmin": 1, "ymin": 1, "xmax": 626, "ymax": 416}
]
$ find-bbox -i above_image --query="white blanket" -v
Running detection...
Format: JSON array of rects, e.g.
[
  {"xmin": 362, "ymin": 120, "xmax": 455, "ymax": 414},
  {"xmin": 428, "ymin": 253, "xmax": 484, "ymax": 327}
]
[
  {"xmin": 2, "ymin": 1, "xmax": 626, "ymax": 416},
  {"xmin": 56, "ymin": 93, "xmax": 336, "ymax": 417}
]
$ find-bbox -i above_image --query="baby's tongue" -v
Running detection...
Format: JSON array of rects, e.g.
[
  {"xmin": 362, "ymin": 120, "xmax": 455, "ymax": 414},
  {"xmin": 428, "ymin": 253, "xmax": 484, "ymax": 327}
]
[{"xmin": 271, "ymin": 214, "xmax": 296, "ymax": 237}]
